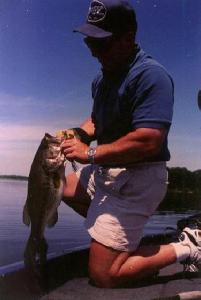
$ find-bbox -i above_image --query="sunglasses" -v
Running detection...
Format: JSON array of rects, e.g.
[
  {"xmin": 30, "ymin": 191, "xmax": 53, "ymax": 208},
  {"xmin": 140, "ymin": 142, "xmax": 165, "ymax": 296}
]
[{"xmin": 84, "ymin": 37, "xmax": 115, "ymax": 51}]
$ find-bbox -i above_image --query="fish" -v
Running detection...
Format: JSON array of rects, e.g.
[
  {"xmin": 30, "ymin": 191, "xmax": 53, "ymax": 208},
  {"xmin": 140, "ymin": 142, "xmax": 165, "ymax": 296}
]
[{"xmin": 23, "ymin": 133, "xmax": 66, "ymax": 273}]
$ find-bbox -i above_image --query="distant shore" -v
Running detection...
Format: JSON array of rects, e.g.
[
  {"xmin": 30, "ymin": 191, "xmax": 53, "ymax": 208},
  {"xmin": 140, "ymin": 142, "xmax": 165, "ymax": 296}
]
[
  {"xmin": 0, "ymin": 175, "xmax": 28, "ymax": 181},
  {"xmin": 0, "ymin": 168, "xmax": 200, "ymax": 211}
]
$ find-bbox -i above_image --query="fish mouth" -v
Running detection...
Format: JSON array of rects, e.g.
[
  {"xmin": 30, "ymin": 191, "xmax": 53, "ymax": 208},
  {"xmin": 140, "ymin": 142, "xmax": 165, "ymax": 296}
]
[
  {"xmin": 45, "ymin": 145, "xmax": 61, "ymax": 158},
  {"xmin": 40, "ymin": 133, "xmax": 66, "ymax": 172},
  {"xmin": 43, "ymin": 152, "xmax": 66, "ymax": 172}
]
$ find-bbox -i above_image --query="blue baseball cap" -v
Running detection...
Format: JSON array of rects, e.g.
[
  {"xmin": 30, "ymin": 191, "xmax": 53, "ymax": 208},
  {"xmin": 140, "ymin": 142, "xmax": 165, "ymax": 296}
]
[{"xmin": 74, "ymin": 0, "xmax": 137, "ymax": 38}]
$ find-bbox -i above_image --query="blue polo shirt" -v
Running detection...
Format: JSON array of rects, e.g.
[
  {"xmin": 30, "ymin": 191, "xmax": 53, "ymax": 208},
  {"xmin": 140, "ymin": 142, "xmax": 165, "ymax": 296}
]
[{"xmin": 91, "ymin": 45, "xmax": 174, "ymax": 161}]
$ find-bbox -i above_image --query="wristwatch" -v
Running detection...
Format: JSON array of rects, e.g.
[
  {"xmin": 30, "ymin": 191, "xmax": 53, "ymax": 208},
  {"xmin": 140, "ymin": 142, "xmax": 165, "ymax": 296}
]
[{"xmin": 87, "ymin": 147, "xmax": 97, "ymax": 164}]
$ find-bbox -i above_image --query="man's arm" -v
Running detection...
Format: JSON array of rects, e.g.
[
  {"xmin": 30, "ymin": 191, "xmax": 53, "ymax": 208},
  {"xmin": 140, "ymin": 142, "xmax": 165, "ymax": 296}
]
[
  {"xmin": 62, "ymin": 127, "xmax": 167, "ymax": 165},
  {"xmin": 93, "ymin": 127, "xmax": 166, "ymax": 165}
]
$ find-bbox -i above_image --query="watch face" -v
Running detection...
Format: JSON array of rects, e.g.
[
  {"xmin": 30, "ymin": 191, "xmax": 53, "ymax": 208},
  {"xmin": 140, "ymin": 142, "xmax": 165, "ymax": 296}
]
[
  {"xmin": 87, "ymin": 147, "xmax": 96, "ymax": 163},
  {"xmin": 88, "ymin": 148, "xmax": 95, "ymax": 156}
]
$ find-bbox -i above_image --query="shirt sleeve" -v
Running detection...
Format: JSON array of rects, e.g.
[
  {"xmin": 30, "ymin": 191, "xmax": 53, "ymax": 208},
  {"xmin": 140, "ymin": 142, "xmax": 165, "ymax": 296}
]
[{"xmin": 127, "ymin": 65, "xmax": 174, "ymax": 130}]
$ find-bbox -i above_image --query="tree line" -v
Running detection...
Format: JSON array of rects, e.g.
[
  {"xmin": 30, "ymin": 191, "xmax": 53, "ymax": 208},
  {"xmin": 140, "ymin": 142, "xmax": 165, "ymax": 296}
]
[
  {"xmin": 167, "ymin": 167, "xmax": 201, "ymax": 192},
  {"xmin": 158, "ymin": 167, "xmax": 201, "ymax": 212}
]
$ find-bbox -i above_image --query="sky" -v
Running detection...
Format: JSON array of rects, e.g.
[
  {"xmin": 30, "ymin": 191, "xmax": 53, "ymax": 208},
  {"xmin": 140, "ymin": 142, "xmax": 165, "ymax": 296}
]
[{"xmin": 0, "ymin": 0, "xmax": 201, "ymax": 176}]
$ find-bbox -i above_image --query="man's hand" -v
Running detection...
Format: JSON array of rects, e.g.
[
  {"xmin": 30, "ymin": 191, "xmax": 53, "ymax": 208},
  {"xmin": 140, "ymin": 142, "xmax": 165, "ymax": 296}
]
[
  {"xmin": 61, "ymin": 138, "xmax": 89, "ymax": 164},
  {"xmin": 56, "ymin": 129, "xmax": 75, "ymax": 140}
]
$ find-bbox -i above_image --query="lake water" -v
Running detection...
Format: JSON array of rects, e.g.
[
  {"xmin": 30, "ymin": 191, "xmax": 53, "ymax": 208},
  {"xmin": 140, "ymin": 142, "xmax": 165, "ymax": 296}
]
[{"xmin": 0, "ymin": 179, "xmax": 198, "ymax": 268}]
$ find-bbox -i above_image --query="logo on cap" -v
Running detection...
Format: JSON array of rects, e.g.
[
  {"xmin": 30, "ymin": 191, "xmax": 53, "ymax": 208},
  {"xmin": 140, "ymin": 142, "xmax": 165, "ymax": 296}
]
[{"xmin": 88, "ymin": 0, "xmax": 107, "ymax": 23}]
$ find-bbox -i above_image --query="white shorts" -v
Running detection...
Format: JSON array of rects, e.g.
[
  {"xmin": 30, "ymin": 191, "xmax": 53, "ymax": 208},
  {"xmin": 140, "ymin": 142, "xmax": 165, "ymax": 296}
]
[{"xmin": 76, "ymin": 162, "xmax": 168, "ymax": 252}]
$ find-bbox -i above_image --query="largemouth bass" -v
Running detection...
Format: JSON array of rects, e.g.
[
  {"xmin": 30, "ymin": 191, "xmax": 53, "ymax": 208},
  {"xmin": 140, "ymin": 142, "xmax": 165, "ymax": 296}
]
[{"xmin": 23, "ymin": 133, "xmax": 66, "ymax": 272}]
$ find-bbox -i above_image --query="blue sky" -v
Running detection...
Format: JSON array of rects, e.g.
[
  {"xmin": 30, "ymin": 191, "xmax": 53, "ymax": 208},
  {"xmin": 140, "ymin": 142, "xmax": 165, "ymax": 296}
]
[{"xmin": 0, "ymin": 0, "xmax": 201, "ymax": 175}]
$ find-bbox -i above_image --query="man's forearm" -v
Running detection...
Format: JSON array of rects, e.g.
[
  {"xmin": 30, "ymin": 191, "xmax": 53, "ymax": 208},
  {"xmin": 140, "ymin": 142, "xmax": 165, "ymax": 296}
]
[{"xmin": 93, "ymin": 128, "xmax": 166, "ymax": 165}]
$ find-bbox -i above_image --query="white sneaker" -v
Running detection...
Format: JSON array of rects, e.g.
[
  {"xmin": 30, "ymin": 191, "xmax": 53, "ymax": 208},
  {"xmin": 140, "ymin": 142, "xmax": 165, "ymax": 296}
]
[{"xmin": 178, "ymin": 227, "xmax": 201, "ymax": 272}]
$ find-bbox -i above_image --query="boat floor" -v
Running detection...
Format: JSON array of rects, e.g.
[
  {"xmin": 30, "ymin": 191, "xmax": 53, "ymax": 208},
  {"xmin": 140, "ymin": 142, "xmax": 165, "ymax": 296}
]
[
  {"xmin": 41, "ymin": 265, "xmax": 201, "ymax": 300},
  {"xmin": 1, "ymin": 248, "xmax": 201, "ymax": 300}
]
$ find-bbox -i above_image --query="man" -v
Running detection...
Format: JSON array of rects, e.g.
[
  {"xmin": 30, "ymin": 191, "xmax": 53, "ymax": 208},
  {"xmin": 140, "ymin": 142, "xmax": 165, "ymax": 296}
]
[{"xmin": 60, "ymin": 0, "xmax": 201, "ymax": 288}]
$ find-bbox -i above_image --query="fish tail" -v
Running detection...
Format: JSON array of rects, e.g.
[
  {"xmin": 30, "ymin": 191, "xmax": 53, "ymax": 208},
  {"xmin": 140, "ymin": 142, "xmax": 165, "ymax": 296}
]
[{"xmin": 24, "ymin": 236, "xmax": 48, "ymax": 274}]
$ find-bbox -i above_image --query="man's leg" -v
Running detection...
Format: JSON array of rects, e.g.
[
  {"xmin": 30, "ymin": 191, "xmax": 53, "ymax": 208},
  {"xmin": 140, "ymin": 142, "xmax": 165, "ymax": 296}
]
[
  {"xmin": 89, "ymin": 226, "xmax": 201, "ymax": 288},
  {"xmin": 62, "ymin": 172, "xmax": 91, "ymax": 218},
  {"xmin": 89, "ymin": 239, "xmax": 177, "ymax": 288},
  {"xmin": 61, "ymin": 167, "xmax": 200, "ymax": 288},
  {"xmin": 85, "ymin": 163, "xmax": 177, "ymax": 287},
  {"xmin": 61, "ymin": 170, "xmax": 175, "ymax": 288}
]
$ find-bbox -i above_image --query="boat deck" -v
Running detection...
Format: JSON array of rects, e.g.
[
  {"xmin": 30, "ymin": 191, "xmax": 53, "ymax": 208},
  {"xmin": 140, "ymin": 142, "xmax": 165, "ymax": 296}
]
[
  {"xmin": 41, "ymin": 265, "xmax": 201, "ymax": 300},
  {"xmin": 1, "ymin": 245, "xmax": 201, "ymax": 300}
]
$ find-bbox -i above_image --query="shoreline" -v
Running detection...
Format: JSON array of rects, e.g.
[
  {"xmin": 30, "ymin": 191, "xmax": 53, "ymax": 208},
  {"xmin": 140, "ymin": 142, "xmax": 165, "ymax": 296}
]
[{"xmin": 0, "ymin": 175, "xmax": 28, "ymax": 181}]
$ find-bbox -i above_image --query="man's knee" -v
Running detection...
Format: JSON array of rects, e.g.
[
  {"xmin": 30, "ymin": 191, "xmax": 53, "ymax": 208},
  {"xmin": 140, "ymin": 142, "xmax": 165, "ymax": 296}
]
[
  {"xmin": 89, "ymin": 263, "xmax": 119, "ymax": 288},
  {"xmin": 88, "ymin": 240, "xmax": 129, "ymax": 288}
]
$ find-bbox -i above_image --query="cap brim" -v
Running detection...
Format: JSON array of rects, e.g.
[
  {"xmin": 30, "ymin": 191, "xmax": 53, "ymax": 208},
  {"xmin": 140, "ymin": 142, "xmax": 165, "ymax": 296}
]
[{"xmin": 73, "ymin": 23, "xmax": 112, "ymax": 38}]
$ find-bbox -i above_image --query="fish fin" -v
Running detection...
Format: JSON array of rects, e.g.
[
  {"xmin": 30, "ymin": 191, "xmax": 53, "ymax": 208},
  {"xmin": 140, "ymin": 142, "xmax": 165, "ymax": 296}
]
[
  {"xmin": 23, "ymin": 204, "xmax": 30, "ymax": 226},
  {"xmin": 47, "ymin": 211, "xmax": 58, "ymax": 227}
]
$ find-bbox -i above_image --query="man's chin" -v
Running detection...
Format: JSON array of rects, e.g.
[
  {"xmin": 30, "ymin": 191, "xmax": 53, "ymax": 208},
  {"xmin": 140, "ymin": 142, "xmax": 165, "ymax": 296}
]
[{"xmin": 99, "ymin": 60, "xmax": 116, "ymax": 72}]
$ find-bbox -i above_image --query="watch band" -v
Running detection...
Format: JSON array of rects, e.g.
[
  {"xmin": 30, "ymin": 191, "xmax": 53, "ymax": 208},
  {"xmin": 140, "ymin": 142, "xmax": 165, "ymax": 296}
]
[{"xmin": 87, "ymin": 147, "xmax": 97, "ymax": 164}]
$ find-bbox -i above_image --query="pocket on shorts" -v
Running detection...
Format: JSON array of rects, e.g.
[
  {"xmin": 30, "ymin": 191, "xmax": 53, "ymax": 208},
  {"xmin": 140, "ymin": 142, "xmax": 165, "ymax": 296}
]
[
  {"xmin": 95, "ymin": 167, "xmax": 131, "ymax": 195},
  {"xmin": 108, "ymin": 169, "xmax": 131, "ymax": 194},
  {"xmin": 113, "ymin": 164, "xmax": 168, "ymax": 199}
]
